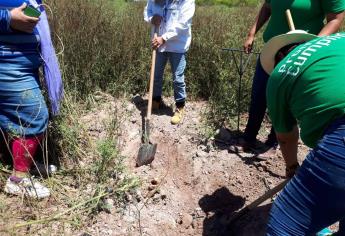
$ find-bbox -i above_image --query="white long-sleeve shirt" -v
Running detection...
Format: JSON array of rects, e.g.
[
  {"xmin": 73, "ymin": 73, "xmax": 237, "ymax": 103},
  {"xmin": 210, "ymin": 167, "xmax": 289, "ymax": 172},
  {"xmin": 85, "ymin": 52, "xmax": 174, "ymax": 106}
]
[{"xmin": 144, "ymin": 0, "xmax": 195, "ymax": 53}]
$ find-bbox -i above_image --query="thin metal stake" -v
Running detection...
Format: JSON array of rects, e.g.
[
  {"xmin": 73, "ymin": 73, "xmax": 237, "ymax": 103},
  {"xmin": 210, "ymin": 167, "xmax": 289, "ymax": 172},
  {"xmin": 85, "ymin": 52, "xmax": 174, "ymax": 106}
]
[{"xmin": 222, "ymin": 48, "xmax": 259, "ymax": 134}]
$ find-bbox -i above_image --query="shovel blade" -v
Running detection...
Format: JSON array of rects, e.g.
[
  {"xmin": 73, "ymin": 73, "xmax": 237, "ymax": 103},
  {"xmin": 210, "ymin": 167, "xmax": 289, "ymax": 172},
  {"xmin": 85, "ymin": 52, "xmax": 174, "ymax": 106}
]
[{"xmin": 136, "ymin": 143, "xmax": 157, "ymax": 167}]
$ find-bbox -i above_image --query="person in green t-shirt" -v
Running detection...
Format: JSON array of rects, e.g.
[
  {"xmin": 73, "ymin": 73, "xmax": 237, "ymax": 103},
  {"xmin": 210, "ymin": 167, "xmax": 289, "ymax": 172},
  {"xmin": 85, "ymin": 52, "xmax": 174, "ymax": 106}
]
[
  {"xmin": 239, "ymin": 0, "xmax": 345, "ymax": 159},
  {"xmin": 261, "ymin": 31, "xmax": 345, "ymax": 235}
]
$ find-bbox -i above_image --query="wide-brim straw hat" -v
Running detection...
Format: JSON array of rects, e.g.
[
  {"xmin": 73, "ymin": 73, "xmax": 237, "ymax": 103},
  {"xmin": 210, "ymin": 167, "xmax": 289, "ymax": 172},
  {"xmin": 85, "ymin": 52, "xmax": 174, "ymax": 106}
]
[{"xmin": 260, "ymin": 30, "xmax": 318, "ymax": 74}]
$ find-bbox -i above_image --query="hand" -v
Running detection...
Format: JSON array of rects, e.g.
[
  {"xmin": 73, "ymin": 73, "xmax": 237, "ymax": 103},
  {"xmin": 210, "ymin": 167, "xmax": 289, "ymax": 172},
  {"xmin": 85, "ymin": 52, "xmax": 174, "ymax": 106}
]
[
  {"xmin": 10, "ymin": 3, "xmax": 39, "ymax": 33},
  {"xmin": 285, "ymin": 162, "xmax": 300, "ymax": 178},
  {"xmin": 152, "ymin": 36, "xmax": 165, "ymax": 49},
  {"xmin": 243, "ymin": 35, "xmax": 255, "ymax": 54},
  {"xmin": 151, "ymin": 15, "xmax": 162, "ymax": 27}
]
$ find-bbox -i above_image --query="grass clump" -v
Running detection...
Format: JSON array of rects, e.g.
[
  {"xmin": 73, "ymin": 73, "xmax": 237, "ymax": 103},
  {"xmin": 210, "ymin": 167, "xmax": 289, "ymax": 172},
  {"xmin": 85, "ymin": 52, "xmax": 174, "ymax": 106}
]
[{"xmin": 0, "ymin": 92, "xmax": 139, "ymax": 235}]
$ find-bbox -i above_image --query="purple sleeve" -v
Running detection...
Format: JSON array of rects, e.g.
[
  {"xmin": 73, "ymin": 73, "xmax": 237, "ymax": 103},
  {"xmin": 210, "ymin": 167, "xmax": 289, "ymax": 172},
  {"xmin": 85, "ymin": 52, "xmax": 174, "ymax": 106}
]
[{"xmin": 0, "ymin": 9, "xmax": 11, "ymax": 33}]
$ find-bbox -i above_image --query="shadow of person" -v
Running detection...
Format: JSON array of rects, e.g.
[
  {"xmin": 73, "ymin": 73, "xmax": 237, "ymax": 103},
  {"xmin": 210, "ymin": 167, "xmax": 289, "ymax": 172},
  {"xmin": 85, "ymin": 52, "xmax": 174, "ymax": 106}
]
[
  {"xmin": 228, "ymin": 203, "xmax": 272, "ymax": 236},
  {"xmin": 213, "ymin": 127, "xmax": 266, "ymax": 152},
  {"xmin": 131, "ymin": 95, "xmax": 174, "ymax": 118},
  {"xmin": 212, "ymin": 127, "xmax": 283, "ymax": 179},
  {"xmin": 199, "ymin": 186, "xmax": 273, "ymax": 236},
  {"xmin": 132, "ymin": 95, "xmax": 147, "ymax": 143},
  {"xmin": 199, "ymin": 187, "xmax": 245, "ymax": 236},
  {"xmin": 153, "ymin": 100, "xmax": 174, "ymax": 116}
]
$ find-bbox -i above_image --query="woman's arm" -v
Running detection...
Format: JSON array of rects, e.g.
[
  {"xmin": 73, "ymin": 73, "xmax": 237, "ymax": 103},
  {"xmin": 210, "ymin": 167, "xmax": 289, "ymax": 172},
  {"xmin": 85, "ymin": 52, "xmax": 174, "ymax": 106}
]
[
  {"xmin": 276, "ymin": 126, "xmax": 299, "ymax": 177},
  {"xmin": 10, "ymin": 3, "xmax": 39, "ymax": 33},
  {"xmin": 244, "ymin": 2, "xmax": 271, "ymax": 53},
  {"xmin": 318, "ymin": 11, "xmax": 345, "ymax": 36}
]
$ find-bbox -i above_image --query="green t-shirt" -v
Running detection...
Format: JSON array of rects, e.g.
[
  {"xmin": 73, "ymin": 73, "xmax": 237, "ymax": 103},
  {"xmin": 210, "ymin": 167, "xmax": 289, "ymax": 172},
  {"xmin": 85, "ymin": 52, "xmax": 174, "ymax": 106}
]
[
  {"xmin": 267, "ymin": 33, "xmax": 345, "ymax": 148},
  {"xmin": 263, "ymin": 0, "xmax": 345, "ymax": 42}
]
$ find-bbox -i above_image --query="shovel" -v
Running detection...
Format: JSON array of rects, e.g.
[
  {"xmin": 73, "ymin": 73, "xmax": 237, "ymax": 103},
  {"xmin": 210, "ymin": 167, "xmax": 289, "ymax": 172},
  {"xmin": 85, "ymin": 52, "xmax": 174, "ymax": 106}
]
[{"xmin": 136, "ymin": 30, "xmax": 158, "ymax": 167}]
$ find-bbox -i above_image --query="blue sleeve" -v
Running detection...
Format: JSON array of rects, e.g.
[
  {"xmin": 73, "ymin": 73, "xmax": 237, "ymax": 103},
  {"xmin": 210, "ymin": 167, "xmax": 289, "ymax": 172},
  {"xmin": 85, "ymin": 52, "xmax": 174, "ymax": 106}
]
[{"xmin": 0, "ymin": 9, "xmax": 11, "ymax": 33}]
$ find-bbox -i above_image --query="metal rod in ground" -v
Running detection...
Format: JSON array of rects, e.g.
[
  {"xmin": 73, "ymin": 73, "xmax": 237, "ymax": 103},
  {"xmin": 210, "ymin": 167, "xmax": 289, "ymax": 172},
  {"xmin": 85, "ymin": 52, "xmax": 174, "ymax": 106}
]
[{"xmin": 222, "ymin": 48, "xmax": 259, "ymax": 134}]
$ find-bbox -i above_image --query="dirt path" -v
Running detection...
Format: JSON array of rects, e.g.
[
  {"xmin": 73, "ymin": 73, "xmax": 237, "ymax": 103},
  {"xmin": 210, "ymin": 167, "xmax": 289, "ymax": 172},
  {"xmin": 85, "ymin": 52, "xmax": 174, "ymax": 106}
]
[{"xmin": 83, "ymin": 96, "xmax": 310, "ymax": 236}]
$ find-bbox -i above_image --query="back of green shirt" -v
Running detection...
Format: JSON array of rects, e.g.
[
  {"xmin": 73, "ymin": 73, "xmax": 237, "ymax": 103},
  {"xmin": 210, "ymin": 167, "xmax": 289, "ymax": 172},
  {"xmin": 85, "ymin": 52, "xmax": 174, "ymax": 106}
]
[
  {"xmin": 263, "ymin": 0, "xmax": 345, "ymax": 42},
  {"xmin": 267, "ymin": 33, "xmax": 345, "ymax": 147}
]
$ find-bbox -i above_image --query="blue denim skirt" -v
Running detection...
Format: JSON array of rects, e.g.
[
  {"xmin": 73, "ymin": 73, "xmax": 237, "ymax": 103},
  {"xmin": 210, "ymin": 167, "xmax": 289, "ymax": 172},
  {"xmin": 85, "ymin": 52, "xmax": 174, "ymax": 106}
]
[{"xmin": 0, "ymin": 38, "xmax": 48, "ymax": 137}]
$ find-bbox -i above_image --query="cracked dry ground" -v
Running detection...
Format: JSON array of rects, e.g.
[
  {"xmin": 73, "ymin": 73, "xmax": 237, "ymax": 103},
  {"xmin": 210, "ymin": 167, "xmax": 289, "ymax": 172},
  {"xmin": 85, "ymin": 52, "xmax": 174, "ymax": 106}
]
[{"xmin": 83, "ymin": 95, "xmax": 311, "ymax": 236}]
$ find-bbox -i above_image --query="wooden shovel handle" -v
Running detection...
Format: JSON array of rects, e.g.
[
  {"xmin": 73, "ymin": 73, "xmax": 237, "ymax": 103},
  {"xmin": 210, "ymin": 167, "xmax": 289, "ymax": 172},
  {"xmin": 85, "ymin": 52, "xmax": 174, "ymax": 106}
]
[
  {"xmin": 147, "ymin": 32, "xmax": 157, "ymax": 120},
  {"xmin": 246, "ymin": 178, "xmax": 289, "ymax": 211},
  {"xmin": 285, "ymin": 9, "xmax": 295, "ymax": 31}
]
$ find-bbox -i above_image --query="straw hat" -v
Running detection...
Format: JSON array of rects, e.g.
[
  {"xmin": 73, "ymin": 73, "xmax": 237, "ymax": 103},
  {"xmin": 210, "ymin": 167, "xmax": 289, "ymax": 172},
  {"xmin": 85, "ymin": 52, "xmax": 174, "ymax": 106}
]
[{"xmin": 260, "ymin": 30, "xmax": 318, "ymax": 74}]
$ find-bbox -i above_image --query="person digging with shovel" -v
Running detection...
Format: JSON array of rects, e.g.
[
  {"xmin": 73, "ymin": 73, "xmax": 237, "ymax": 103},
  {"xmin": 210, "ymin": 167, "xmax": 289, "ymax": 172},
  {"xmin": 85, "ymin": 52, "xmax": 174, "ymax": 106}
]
[
  {"xmin": 261, "ymin": 30, "xmax": 345, "ymax": 235},
  {"xmin": 239, "ymin": 0, "xmax": 345, "ymax": 159},
  {"xmin": 144, "ymin": 0, "xmax": 195, "ymax": 125}
]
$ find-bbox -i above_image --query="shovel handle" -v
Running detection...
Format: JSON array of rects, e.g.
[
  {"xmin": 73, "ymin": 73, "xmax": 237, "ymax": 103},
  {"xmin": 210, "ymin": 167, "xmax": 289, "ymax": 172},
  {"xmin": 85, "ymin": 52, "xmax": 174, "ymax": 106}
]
[
  {"xmin": 285, "ymin": 9, "xmax": 295, "ymax": 31},
  {"xmin": 246, "ymin": 178, "xmax": 289, "ymax": 211},
  {"xmin": 227, "ymin": 178, "xmax": 290, "ymax": 224},
  {"xmin": 147, "ymin": 31, "xmax": 158, "ymax": 120}
]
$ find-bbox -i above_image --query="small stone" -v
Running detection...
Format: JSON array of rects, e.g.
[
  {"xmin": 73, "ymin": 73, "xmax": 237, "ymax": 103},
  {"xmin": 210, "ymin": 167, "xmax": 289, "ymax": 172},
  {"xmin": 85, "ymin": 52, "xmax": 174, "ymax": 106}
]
[
  {"xmin": 153, "ymin": 194, "xmax": 161, "ymax": 202},
  {"xmin": 196, "ymin": 150, "xmax": 207, "ymax": 158},
  {"xmin": 125, "ymin": 193, "xmax": 133, "ymax": 202},
  {"xmin": 181, "ymin": 213, "xmax": 193, "ymax": 229},
  {"xmin": 105, "ymin": 198, "xmax": 114, "ymax": 207}
]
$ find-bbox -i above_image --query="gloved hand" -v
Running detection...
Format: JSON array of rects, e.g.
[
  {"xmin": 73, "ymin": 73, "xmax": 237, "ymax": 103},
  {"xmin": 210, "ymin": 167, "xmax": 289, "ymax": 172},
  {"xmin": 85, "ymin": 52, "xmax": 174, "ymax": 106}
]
[{"xmin": 285, "ymin": 162, "xmax": 300, "ymax": 178}]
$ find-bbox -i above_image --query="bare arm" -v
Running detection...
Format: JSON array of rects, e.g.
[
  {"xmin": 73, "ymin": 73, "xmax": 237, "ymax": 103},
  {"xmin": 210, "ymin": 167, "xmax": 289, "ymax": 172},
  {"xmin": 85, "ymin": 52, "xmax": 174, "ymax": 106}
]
[
  {"xmin": 276, "ymin": 126, "xmax": 299, "ymax": 177},
  {"xmin": 244, "ymin": 2, "xmax": 271, "ymax": 53},
  {"xmin": 318, "ymin": 11, "xmax": 345, "ymax": 36}
]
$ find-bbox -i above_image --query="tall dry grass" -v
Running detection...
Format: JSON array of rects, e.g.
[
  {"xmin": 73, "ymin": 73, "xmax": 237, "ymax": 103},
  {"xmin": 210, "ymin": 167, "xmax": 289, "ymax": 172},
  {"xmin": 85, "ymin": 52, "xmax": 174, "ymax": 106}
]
[{"xmin": 49, "ymin": 0, "xmax": 259, "ymax": 128}]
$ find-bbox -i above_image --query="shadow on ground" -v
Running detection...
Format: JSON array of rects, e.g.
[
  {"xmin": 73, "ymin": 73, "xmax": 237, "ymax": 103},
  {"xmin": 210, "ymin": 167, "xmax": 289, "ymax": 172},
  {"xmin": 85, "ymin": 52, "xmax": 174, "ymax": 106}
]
[
  {"xmin": 132, "ymin": 95, "xmax": 174, "ymax": 118},
  {"xmin": 213, "ymin": 127, "xmax": 283, "ymax": 179},
  {"xmin": 199, "ymin": 186, "xmax": 271, "ymax": 236}
]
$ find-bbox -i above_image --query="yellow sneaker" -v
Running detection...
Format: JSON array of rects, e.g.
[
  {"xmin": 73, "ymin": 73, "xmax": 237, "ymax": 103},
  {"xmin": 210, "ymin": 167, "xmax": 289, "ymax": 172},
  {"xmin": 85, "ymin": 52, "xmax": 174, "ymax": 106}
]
[
  {"xmin": 152, "ymin": 100, "xmax": 161, "ymax": 110},
  {"xmin": 171, "ymin": 107, "xmax": 184, "ymax": 125}
]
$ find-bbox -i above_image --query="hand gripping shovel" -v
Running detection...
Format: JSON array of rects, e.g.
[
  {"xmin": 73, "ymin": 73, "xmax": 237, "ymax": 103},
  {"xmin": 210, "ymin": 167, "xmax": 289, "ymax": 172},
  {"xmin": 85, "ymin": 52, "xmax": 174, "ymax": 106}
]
[{"xmin": 136, "ymin": 31, "xmax": 158, "ymax": 167}]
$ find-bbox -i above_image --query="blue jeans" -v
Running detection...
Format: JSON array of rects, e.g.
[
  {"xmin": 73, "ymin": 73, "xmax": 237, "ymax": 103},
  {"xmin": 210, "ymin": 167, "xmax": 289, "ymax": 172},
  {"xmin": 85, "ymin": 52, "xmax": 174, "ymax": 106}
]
[
  {"xmin": 244, "ymin": 59, "xmax": 277, "ymax": 146},
  {"xmin": 153, "ymin": 51, "xmax": 186, "ymax": 103},
  {"xmin": 0, "ymin": 43, "xmax": 48, "ymax": 137},
  {"xmin": 266, "ymin": 116, "xmax": 345, "ymax": 235}
]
